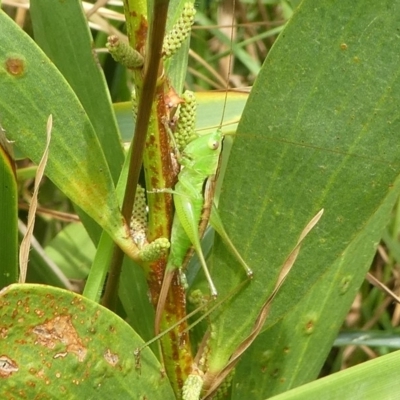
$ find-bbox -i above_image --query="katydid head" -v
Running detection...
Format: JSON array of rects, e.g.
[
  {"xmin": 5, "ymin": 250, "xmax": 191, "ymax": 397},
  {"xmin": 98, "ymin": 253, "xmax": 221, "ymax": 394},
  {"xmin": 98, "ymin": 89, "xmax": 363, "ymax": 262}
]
[{"xmin": 183, "ymin": 129, "xmax": 223, "ymax": 161}]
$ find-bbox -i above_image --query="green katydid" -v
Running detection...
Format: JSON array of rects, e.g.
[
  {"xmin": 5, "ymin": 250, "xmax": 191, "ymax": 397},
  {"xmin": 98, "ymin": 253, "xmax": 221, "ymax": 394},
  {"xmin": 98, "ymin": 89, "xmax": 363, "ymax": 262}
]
[
  {"xmin": 154, "ymin": 108, "xmax": 253, "ymax": 334},
  {"xmin": 153, "ymin": 2, "xmax": 253, "ymax": 336}
]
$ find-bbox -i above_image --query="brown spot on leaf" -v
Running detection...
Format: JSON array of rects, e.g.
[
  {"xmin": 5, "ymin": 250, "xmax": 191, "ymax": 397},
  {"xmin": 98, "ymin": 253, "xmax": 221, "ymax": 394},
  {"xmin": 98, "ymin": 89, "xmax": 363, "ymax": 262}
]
[
  {"xmin": 27, "ymin": 380, "xmax": 36, "ymax": 388},
  {"xmin": 53, "ymin": 352, "xmax": 68, "ymax": 359},
  {"xmin": 34, "ymin": 309, "xmax": 45, "ymax": 318},
  {"xmin": 0, "ymin": 327, "xmax": 8, "ymax": 339},
  {"xmin": 305, "ymin": 319, "xmax": 315, "ymax": 334},
  {"xmin": 104, "ymin": 349, "xmax": 119, "ymax": 366},
  {"xmin": 5, "ymin": 57, "xmax": 26, "ymax": 77},
  {"xmin": 32, "ymin": 315, "xmax": 87, "ymax": 362},
  {"xmin": 0, "ymin": 355, "xmax": 19, "ymax": 378}
]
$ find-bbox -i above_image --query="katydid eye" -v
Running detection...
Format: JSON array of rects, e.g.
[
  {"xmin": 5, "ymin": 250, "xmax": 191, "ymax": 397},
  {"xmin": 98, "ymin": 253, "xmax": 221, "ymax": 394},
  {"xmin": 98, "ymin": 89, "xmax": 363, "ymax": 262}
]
[{"xmin": 208, "ymin": 139, "xmax": 219, "ymax": 150}]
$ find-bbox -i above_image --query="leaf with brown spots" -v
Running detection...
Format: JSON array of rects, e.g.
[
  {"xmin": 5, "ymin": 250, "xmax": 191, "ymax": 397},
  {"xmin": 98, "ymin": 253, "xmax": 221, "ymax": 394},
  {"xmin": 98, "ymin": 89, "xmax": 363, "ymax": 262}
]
[{"xmin": 0, "ymin": 284, "xmax": 174, "ymax": 399}]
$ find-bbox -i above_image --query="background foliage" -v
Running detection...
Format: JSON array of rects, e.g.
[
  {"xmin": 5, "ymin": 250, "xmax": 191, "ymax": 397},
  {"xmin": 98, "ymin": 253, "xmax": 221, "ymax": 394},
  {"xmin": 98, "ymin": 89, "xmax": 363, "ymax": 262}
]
[{"xmin": 1, "ymin": 0, "xmax": 400, "ymax": 399}]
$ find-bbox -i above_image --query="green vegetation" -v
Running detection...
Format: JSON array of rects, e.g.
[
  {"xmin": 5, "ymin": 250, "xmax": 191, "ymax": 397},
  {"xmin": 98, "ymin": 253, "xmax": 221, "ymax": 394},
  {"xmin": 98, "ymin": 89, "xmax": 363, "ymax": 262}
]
[{"xmin": 1, "ymin": 0, "xmax": 400, "ymax": 399}]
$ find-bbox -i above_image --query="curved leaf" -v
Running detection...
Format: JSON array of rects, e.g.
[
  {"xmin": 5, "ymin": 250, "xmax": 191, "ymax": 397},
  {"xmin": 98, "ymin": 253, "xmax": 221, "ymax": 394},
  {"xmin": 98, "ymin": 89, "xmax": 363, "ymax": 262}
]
[
  {"xmin": 30, "ymin": 0, "xmax": 124, "ymax": 182},
  {"xmin": 30, "ymin": 0, "xmax": 126, "ymax": 245},
  {"xmin": 0, "ymin": 284, "xmax": 174, "ymax": 398},
  {"xmin": 268, "ymin": 350, "xmax": 400, "ymax": 400},
  {"xmin": 0, "ymin": 12, "xmax": 136, "ymax": 258}
]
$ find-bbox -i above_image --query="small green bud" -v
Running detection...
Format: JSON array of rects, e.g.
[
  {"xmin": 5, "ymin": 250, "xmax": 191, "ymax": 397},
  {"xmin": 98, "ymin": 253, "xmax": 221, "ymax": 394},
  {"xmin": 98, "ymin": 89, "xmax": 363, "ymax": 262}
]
[
  {"xmin": 106, "ymin": 35, "xmax": 144, "ymax": 68},
  {"xmin": 188, "ymin": 289, "xmax": 209, "ymax": 309},
  {"xmin": 178, "ymin": 269, "xmax": 188, "ymax": 290},
  {"xmin": 139, "ymin": 238, "xmax": 170, "ymax": 262}
]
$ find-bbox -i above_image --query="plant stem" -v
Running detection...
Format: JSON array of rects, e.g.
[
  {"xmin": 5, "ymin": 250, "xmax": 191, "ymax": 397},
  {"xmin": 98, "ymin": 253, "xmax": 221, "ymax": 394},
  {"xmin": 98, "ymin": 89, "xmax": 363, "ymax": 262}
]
[{"xmin": 102, "ymin": 0, "xmax": 170, "ymax": 310}]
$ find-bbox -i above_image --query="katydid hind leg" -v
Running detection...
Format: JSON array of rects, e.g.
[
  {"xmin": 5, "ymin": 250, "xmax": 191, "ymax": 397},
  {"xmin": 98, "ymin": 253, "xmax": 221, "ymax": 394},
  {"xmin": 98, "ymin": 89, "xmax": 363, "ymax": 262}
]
[
  {"xmin": 175, "ymin": 194, "xmax": 218, "ymax": 297},
  {"xmin": 210, "ymin": 202, "xmax": 253, "ymax": 278},
  {"xmin": 194, "ymin": 243, "xmax": 218, "ymax": 298}
]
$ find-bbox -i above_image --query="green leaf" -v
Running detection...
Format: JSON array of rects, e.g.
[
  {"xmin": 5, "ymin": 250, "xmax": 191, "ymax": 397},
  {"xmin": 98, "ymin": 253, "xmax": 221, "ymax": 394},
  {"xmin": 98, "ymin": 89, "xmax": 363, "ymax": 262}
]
[
  {"xmin": 204, "ymin": 0, "xmax": 400, "ymax": 390},
  {"xmin": 0, "ymin": 12, "xmax": 136, "ymax": 258},
  {"xmin": 19, "ymin": 225, "xmax": 73, "ymax": 290},
  {"xmin": 268, "ymin": 350, "xmax": 400, "ymax": 400},
  {"xmin": 232, "ymin": 185, "xmax": 396, "ymax": 398},
  {"xmin": 30, "ymin": 0, "xmax": 125, "ymax": 245},
  {"xmin": 30, "ymin": 0, "xmax": 124, "ymax": 182},
  {"xmin": 195, "ymin": 12, "xmax": 261, "ymax": 76},
  {"xmin": 0, "ymin": 284, "xmax": 174, "ymax": 398},
  {"xmin": 114, "ymin": 91, "xmax": 248, "ymax": 142},
  {"xmin": 119, "ymin": 258, "xmax": 156, "ymax": 346},
  {"xmin": 44, "ymin": 222, "xmax": 95, "ymax": 280},
  {"xmin": 0, "ymin": 130, "xmax": 18, "ymax": 288},
  {"xmin": 334, "ymin": 330, "xmax": 400, "ymax": 349}
]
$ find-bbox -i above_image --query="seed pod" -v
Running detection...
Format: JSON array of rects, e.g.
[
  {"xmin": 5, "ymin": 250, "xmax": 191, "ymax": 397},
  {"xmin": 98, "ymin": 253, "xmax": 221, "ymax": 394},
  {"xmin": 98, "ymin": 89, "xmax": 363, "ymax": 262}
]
[
  {"xmin": 130, "ymin": 185, "xmax": 147, "ymax": 247},
  {"xmin": 106, "ymin": 35, "xmax": 144, "ymax": 69},
  {"xmin": 162, "ymin": 3, "xmax": 196, "ymax": 59},
  {"xmin": 174, "ymin": 90, "xmax": 197, "ymax": 151},
  {"xmin": 139, "ymin": 238, "xmax": 170, "ymax": 262}
]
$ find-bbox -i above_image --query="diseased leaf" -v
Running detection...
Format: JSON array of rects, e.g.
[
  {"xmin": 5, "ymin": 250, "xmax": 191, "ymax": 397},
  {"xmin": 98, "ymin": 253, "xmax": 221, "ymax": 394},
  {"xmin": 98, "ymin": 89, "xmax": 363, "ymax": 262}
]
[
  {"xmin": 0, "ymin": 284, "xmax": 174, "ymax": 399},
  {"xmin": 30, "ymin": 0, "xmax": 124, "ymax": 183}
]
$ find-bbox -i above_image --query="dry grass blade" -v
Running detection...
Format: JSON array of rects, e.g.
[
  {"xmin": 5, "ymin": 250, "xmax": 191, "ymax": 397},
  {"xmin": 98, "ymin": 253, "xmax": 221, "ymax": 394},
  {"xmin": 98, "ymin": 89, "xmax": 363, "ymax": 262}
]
[
  {"xmin": 19, "ymin": 115, "xmax": 52, "ymax": 283},
  {"xmin": 203, "ymin": 208, "xmax": 324, "ymax": 399},
  {"xmin": 17, "ymin": 220, "xmax": 74, "ymax": 290},
  {"xmin": 85, "ymin": 0, "xmax": 111, "ymax": 18},
  {"xmin": 366, "ymin": 272, "xmax": 400, "ymax": 304}
]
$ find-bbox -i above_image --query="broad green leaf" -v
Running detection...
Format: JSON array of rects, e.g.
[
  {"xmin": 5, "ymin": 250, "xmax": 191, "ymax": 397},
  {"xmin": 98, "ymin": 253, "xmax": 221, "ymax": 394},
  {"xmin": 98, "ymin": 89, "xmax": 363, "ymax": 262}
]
[
  {"xmin": 268, "ymin": 350, "xmax": 400, "ymax": 400},
  {"xmin": 203, "ymin": 0, "xmax": 400, "ymax": 390},
  {"xmin": 0, "ymin": 12, "xmax": 136, "ymax": 258},
  {"xmin": 232, "ymin": 182, "xmax": 397, "ymax": 398},
  {"xmin": 30, "ymin": 0, "xmax": 124, "ymax": 183},
  {"xmin": 30, "ymin": 0, "xmax": 126, "ymax": 245},
  {"xmin": 0, "ymin": 284, "xmax": 174, "ymax": 398},
  {"xmin": 0, "ymin": 130, "xmax": 18, "ymax": 288}
]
